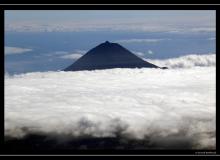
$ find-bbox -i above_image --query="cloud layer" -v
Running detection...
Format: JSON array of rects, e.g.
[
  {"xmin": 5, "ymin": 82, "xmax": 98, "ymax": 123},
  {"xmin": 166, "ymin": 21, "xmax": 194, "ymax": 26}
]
[
  {"xmin": 145, "ymin": 54, "xmax": 216, "ymax": 69},
  {"xmin": 5, "ymin": 11, "xmax": 215, "ymax": 33},
  {"xmin": 5, "ymin": 55, "xmax": 216, "ymax": 149},
  {"xmin": 5, "ymin": 46, "xmax": 32, "ymax": 55},
  {"xmin": 5, "ymin": 21, "xmax": 215, "ymax": 33}
]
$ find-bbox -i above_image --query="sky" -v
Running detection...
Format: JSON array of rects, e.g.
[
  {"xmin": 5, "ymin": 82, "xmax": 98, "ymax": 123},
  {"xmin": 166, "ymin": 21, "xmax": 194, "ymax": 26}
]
[
  {"xmin": 4, "ymin": 10, "xmax": 216, "ymax": 74},
  {"xmin": 5, "ymin": 10, "xmax": 215, "ymax": 22}
]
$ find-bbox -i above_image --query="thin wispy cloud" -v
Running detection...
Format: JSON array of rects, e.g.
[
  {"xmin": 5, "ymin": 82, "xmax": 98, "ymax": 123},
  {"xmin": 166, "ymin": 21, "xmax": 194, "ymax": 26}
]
[
  {"xmin": 5, "ymin": 46, "xmax": 32, "ymax": 55},
  {"xmin": 207, "ymin": 37, "xmax": 216, "ymax": 41},
  {"xmin": 190, "ymin": 27, "xmax": 216, "ymax": 32},
  {"xmin": 133, "ymin": 51, "xmax": 145, "ymax": 57},
  {"xmin": 133, "ymin": 50, "xmax": 154, "ymax": 58},
  {"xmin": 115, "ymin": 38, "xmax": 170, "ymax": 44},
  {"xmin": 59, "ymin": 50, "xmax": 86, "ymax": 60},
  {"xmin": 53, "ymin": 51, "xmax": 69, "ymax": 55},
  {"xmin": 60, "ymin": 53, "xmax": 83, "ymax": 60},
  {"xmin": 148, "ymin": 50, "xmax": 154, "ymax": 54}
]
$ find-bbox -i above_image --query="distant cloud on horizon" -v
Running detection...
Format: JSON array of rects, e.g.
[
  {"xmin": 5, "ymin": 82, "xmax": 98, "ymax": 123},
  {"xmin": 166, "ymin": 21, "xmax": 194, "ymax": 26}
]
[
  {"xmin": 208, "ymin": 37, "xmax": 216, "ymax": 41},
  {"xmin": 5, "ymin": 46, "xmax": 33, "ymax": 55},
  {"xmin": 5, "ymin": 23, "xmax": 216, "ymax": 33},
  {"xmin": 5, "ymin": 10, "xmax": 215, "ymax": 33},
  {"xmin": 115, "ymin": 38, "xmax": 171, "ymax": 44}
]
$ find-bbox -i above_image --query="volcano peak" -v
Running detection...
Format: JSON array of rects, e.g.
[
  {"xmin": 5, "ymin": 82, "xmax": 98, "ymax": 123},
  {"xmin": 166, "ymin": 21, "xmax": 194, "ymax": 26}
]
[{"xmin": 64, "ymin": 41, "xmax": 161, "ymax": 71}]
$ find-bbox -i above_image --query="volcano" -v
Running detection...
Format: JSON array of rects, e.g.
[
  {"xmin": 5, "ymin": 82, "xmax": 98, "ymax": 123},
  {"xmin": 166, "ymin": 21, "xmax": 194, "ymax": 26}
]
[{"xmin": 64, "ymin": 41, "xmax": 162, "ymax": 71}]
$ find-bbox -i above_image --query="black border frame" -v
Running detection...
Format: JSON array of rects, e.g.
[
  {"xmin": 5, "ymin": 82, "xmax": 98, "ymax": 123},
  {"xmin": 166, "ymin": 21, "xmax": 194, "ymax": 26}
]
[{"xmin": 0, "ymin": 4, "xmax": 218, "ymax": 156}]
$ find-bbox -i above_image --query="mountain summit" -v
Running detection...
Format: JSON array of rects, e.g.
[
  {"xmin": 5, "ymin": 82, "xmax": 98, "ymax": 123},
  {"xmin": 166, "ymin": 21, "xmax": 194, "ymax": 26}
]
[{"xmin": 64, "ymin": 41, "xmax": 161, "ymax": 71}]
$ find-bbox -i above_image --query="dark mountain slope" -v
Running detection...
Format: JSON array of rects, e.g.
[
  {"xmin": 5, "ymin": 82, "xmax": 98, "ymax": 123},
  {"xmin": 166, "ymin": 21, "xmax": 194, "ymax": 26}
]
[{"xmin": 64, "ymin": 41, "xmax": 161, "ymax": 71}]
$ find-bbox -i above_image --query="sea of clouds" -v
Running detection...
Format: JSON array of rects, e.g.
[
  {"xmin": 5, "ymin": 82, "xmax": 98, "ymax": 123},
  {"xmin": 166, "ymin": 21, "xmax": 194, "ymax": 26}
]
[{"xmin": 4, "ymin": 54, "xmax": 216, "ymax": 149}]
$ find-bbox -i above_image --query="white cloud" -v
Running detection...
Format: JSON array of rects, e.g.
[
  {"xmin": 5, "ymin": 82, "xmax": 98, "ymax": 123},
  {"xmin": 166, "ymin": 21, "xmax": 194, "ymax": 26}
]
[
  {"xmin": 133, "ymin": 51, "xmax": 145, "ymax": 57},
  {"xmin": 5, "ymin": 58, "xmax": 215, "ymax": 149},
  {"xmin": 53, "ymin": 51, "xmax": 69, "ymax": 55},
  {"xmin": 148, "ymin": 50, "xmax": 154, "ymax": 54},
  {"xmin": 115, "ymin": 38, "xmax": 170, "ymax": 44},
  {"xmin": 190, "ymin": 27, "xmax": 216, "ymax": 32},
  {"xmin": 133, "ymin": 50, "xmax": 154, "ymax": 58},
  {"xmin": 60, "ymin": 54, "xmax": 83, "ymax": 60},
  {"xmin": 145, "ymin": 54, "xmax": 216, "ymax": 69},
  {"xmin": 5, "ymin": 71, "xmax": 10, "ymax": 78},
  {"xmin": 5, "ymin": 46, "xmax": 32, "ymax": 55},
  {"xmin": 208, "ymin": 37, "xmax": 216, "ymax": 41},
  {"xmin": 59, "ymin": 50, "xmax": 86, "ymax": 60}
]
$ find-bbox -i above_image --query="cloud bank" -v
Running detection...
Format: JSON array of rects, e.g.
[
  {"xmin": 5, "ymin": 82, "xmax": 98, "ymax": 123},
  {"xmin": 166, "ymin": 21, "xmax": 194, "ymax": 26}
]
[
  {"xmin": 5, "ymin": 46, "xmax": 33, "ymax": 55},
  {"xmin": 5, "ymin": 55, "xmax": 216, "ymax": 149},
  {"xmin": 145, "ymin": 54, "xmax": 216, "ymax": 69}
]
